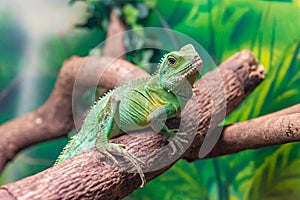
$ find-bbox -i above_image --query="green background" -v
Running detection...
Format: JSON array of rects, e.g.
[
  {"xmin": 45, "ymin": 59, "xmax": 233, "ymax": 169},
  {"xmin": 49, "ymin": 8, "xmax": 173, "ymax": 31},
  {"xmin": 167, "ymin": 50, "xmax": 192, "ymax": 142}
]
[{"xmin": 0, "ymin": 0, "xmax": 300, "ymax": 199}]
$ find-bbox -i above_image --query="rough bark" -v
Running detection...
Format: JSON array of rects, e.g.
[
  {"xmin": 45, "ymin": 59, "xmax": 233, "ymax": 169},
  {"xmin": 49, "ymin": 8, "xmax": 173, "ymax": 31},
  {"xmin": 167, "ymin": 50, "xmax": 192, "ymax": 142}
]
[
  {"xmin": 207, "ymin": 104, "xmax": 300, "ymax": 158},
  {"xmin": 0, "ymin": 50, "xmax": 266, "ymax": 200}
]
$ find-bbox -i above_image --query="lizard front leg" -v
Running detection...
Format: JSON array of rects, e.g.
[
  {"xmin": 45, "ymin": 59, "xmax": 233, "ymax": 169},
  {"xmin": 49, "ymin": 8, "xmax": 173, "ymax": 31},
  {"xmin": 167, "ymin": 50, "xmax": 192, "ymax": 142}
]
[
  {"xmin": 95, "ymin": 94, "xmax": 146, "ymax": 187},
  {"xmin": 148, "ymin": 104, "xmax": 188, "ymax": 154}
]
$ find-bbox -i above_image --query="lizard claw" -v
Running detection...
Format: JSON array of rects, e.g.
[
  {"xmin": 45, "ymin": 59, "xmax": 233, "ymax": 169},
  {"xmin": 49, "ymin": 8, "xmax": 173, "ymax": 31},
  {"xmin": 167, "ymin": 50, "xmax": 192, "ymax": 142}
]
[
  {"xmin": 102, "ymin": 150, "xmax": 119, "ymax": 164},
  {"xmin": 168, "ymin": 132, "xmax": 188, "ymax": 155}
]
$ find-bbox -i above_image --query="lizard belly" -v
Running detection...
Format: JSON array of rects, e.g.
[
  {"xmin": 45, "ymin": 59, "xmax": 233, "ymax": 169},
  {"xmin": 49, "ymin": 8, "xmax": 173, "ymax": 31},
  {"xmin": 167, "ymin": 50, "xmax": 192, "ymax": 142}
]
[{"xmin": 117, "ymin": 92, "xmax": 160, "ymax": 133}]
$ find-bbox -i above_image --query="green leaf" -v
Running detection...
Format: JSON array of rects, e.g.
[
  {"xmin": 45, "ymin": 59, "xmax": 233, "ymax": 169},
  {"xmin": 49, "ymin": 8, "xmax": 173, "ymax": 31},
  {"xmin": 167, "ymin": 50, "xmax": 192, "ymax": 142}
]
[
  {"xmin": 143, "ymin": 0, "xmax": 158, "ymax": 9},
  {"xmin": 129, "ymin": 160, "xmax": 209, "ymax": 200},
  {"xmin": 244, "ymin": 144, "xmax": 300, "ymax": 200},
  {"xmin": 123, "ymin": 4, "xmax": 140, "ymax": 26}
]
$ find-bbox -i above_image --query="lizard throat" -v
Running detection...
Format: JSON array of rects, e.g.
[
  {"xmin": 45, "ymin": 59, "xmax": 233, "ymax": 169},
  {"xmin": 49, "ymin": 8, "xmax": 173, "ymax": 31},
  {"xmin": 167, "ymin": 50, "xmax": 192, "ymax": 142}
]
[{"xmin": 172, "ymin": 57, "xmax": 202, "ymax": 83}]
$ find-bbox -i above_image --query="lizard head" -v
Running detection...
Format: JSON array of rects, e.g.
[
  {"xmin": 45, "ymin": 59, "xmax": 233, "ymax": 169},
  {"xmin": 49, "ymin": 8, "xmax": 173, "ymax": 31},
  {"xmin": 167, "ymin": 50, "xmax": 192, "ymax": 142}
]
[{"xmin": 158, "ymin": 44, "xmax": 202, "ymax": 95}]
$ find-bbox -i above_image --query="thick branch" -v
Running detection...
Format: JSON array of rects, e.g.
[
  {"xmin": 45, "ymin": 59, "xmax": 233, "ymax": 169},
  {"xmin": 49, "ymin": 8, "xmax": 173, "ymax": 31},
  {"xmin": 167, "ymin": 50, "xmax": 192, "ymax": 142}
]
[{"xmin": 0, "ymin": 50, "xmax": 265, "ymax": 200}]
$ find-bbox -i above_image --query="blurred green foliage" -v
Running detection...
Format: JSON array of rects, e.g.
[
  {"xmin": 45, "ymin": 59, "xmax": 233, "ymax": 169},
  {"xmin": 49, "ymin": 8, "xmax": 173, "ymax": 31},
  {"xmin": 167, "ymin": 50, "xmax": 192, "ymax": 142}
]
[
  {"xmin": 0, "ymin": 0, "xmax": 300, "ymax": 199},
  {"xmin": 70, "ymin": 0, "xmax": 154, "ymax": 29},
  {"xmin": 0, "ymin": 12, "xmax": 26, "ymax": 123},
  {"xmin": 40, "ymin": 28, "xmax": 105, "ymax": 76},
  {"xmin": 244, "ymin": 143, "xmax": 300, "ymax": 200},
  {"xmin": 0, "ymin": 12, "xmax": 26, "ymax": 91}
]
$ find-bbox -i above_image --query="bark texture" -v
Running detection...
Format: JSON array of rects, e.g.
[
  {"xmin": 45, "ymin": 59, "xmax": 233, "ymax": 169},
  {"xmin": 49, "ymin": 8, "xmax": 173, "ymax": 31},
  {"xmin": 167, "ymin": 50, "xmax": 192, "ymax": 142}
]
[
  {"xmin": 0, "ymin": 50, "xmax": 267, "ymax": 200},
  {"xmin": 207, "ymin": 104, "xmax": 300, "ymax": 158}
]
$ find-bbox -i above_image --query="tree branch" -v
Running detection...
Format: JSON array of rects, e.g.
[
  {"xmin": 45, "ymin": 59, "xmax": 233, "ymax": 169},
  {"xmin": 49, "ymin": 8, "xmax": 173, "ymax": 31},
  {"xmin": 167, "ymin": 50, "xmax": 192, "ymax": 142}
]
[
  {"xmin": 0, "ymin": 50, "xmax": 266, "ymax": 199},
  {"xmin": 206, "ymin": 104, "xmax": 300, "ymax": 158}
]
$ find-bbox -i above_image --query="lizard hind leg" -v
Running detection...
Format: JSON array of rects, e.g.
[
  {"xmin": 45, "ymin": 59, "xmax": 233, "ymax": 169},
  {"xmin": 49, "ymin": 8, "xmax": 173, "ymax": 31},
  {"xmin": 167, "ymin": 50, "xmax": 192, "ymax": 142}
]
[{"xmin": 96, "ymin": 141, "xmax": 146, "ymax": 188}]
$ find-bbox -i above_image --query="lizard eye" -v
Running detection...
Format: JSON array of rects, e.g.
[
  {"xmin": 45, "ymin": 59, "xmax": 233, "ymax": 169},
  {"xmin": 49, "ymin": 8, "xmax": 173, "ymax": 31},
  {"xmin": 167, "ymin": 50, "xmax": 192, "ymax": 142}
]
[{"xmin": 167, "ymin": 56, "xmax": 177, "ymax": 66}]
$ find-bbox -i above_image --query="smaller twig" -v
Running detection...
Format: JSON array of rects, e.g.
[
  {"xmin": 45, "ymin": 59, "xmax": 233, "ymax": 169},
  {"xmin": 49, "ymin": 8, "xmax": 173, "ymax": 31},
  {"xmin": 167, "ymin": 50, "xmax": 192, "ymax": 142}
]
[{"xmin": 0, "ymin": 75, "xmax": 22, "ymax": 101}]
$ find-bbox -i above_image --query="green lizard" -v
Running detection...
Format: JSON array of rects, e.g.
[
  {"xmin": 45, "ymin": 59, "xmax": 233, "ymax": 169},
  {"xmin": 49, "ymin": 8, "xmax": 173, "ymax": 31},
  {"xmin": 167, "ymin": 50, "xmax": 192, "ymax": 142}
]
[{"xmin": 56, "ymin": 44, "xmax": 202, "ymax": 187}]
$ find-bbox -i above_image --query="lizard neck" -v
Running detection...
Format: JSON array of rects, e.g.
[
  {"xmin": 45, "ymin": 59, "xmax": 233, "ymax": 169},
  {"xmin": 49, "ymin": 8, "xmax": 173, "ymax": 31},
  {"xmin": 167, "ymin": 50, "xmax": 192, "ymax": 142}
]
[{"xmin": 150, "ymin": 74, "xmax": 193, "ymax": 105}]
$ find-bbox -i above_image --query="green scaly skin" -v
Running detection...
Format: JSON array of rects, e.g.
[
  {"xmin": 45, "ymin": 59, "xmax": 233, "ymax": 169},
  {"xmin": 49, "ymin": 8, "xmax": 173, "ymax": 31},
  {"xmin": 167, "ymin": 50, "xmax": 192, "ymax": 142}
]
[{"xmin": 56, "ymin": 44, "xmax": 202, "ymax": 187}]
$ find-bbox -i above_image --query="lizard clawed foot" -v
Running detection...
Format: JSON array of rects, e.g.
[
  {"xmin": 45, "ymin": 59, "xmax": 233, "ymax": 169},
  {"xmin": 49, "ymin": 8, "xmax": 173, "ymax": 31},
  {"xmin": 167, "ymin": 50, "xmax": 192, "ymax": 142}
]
[
  {"xmin": 168, "ymin": 132, "xmax": 188, "ymax": 155},
  {"xmin": 96, "ymin": 142, "xmax": 146, "ymax": 188},
  {"xmin": 160, "ymin": 129, "xmax": 189, "ymax": 155}
]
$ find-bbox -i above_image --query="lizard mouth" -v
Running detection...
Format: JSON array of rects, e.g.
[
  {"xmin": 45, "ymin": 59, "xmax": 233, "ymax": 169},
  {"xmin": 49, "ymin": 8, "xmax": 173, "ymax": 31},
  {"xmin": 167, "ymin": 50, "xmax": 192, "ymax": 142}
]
[{"xmin": 174, "ymin": 57, "xmax": 202, "ymax": 81}]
